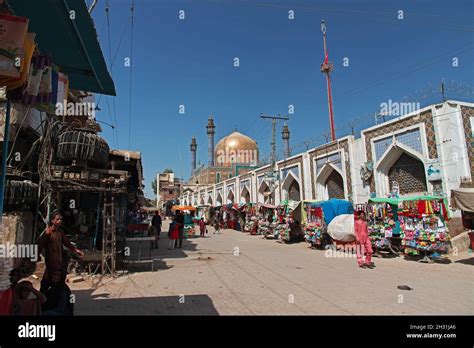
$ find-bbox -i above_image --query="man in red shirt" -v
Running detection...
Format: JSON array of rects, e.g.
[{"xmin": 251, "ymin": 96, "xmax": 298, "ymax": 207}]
[
  {"xmin": 354, "ymin": 211, "xmax": 374, "ymax": 269},
  {"xmin": 38, "ymin": 213, "xmax": 84, "ymax": 292}
]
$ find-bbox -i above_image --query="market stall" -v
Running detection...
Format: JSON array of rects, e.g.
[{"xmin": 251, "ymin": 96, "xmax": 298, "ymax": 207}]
[
  {"xmin": 241, "ymin": 203, "xmax": 256, "ymax": 232},
  {"xmin": 257, "ymin": 203, "xmax": 278, "ymax": 237},
  {"xmin": 273, "ymin": 199, "xmax": 299, "ymax": 242},
  {"xmin": 366, "ymin": 196, "xmax": 451, "ymax": 262},
  {"xmin": 172, "ymin": 206, "xmax": 197, "ymax": 238},
  {"xmin": 363, "ymin": 198, "xmax": 401, "ymax": 255},
  {"xmin": 299, "ymin": 199, "xmax": 354, "ymax": 248},
  {"xmin": 301, "ymin": 200, "xmax": 325, "ymax": 247}
]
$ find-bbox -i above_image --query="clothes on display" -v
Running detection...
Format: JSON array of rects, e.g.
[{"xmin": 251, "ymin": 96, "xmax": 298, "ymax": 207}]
[
  {"xmin": 366, "ymin": 196, "xmax": 451, "ymax": 258},
  {"xmin": 303, "ymin": 204, "xmax": 324, "ymax": 246},
  {"xmin": 364, "ymin": 201, "xmax": 398, "ymax": 250},
  {"xmin": 398, "ymin": 199, "xmax": 450, "ymax": 256}
]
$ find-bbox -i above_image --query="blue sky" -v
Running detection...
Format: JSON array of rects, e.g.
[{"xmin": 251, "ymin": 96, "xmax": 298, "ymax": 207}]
[{"xmin": 89, "ymin": 0, "xmax": 474, "ymax": 198}]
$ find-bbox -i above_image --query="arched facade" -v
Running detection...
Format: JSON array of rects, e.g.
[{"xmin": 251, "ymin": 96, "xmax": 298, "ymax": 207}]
[
  {"xmin": 281, "ymin": 171, "xmax": 301, "ymax": 201},
  {"xmin": 316, "ymin": 163, "xmax": 345, "ymax": 200}
]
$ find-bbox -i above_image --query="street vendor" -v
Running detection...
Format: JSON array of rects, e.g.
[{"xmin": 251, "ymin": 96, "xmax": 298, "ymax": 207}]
[{"xmin": 38, "ymin": 213, "xmax": 84, "ymax": 292}]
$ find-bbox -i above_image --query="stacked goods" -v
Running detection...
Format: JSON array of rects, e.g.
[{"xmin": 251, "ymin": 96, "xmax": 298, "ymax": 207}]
[
  {"xmin": 304, "ymin": 221, "xmax": 323, "ymax": 245},
  {"xmin": 367, "ymin": 205, "xmax": 395, "ymax": 249},
  {"xmin": 303, "ymin": 205, "xmax": 324, "ymax": 246},
  {"xmin": 399, "ymin": 200, "xmax": 450, "ymax": 256},
  {"xmin": 244, "ymin": 217, "xmax": 255, "ymax": 232},
  {"xmin": 258, "ymin": 220, "xmax": 273, "ymax": 236},
  {"xmin": 273, "ymin": 222, "xmax": 290, "ymax": 241}
]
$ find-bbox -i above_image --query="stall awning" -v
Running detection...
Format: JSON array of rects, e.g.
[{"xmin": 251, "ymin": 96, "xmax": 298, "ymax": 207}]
[
  {"xmin": 369, "ymin": 195, "xmax": 447, "ymax": 206},
  {"xmin": 9, "ymin": 0, "xmax": 116, "ymax": 95},
  {"xmin": 172, "ymin": 206, "xmax": 196, "ymax": 211},
  {"xmin": 451, "ymin": 188, "xmax": 474, "ymax": 212}
]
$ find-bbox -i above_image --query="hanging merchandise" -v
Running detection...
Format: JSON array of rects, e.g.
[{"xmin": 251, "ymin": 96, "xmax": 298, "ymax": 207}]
[
  {"xmin": 1, "ymin": 32, "xmax": 35, "ymax": 90},
  {"xmin": 0, "ymin": 14, "xmax": 29, "ymax": 78},
  {"xmin": 366, "ymin": 201, "xmax": 398, "ymax": 251},
  {"xmin": 368, "ymin": 196, "xmax": 451, "ymax": 259},
  {"xmin": 9, "ymin": 53, "xmax": 52, "ymax": 106},
  {"xmin": 257, "ymin": 204, "xmax": 277, "ymax": 237},
  {"xmin": 273, "ymin": 203, "xmax": 294, "ymax": 242},
  {"xmin": 399, "ymin": 199, "xmax": 451, "ymax": 257},
  {"xmin": 243, "ymin": 204, "xmax": 257, "ymax": 232},
  {"xmin": 303, "ymin": 203, "xmax": 324, "ymax": 246}
]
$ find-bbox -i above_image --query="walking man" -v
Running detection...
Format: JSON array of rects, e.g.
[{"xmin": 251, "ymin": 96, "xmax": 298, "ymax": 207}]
[{"xmin": 355, "ymin": 211, "xmax": 374, "ymax": 269}]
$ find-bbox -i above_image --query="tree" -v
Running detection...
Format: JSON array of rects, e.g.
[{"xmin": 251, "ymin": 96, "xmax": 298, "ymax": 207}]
[
  {"xmin": 163, "ymin": 168, "xmax": 173, "ymax": 173},
  {"xmin": 151, "ymin": 178, "xmax": 157, "ymax": 195}
]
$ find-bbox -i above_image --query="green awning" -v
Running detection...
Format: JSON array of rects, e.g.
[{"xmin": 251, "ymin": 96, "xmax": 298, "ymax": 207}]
[
  {"xmin": 9, "ymin": 0, "xmax": 116, "ymax": 96},
  {"xmin": 369, "ymin": 195, "xmax": 448, "ymax": 205}
]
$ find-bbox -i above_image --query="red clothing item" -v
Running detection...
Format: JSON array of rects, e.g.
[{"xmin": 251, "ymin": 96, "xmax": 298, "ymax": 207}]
[
  {"xmin": 199, "ymin": 220, "xmax": 206, "ymax": 232},
  {"xmin": 170, "ymin": 225, "xmax": 179, "ymax": 240},
  {"xmin": 0, "ymin": 287, "xmax": 14, "ymax": 315},
  {"xmin": 354, "ymin": 219, "xmax": 369, "ymax": 243},
  {"xmin": 38, "ymin": 226, "xmax": 77, "ymax": 275}
]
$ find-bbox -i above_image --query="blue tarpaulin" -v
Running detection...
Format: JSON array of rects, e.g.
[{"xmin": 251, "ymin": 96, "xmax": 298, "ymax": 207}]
[{"xmin": 306, "ymin": 199, "xmax": 354, "ymax": 224}]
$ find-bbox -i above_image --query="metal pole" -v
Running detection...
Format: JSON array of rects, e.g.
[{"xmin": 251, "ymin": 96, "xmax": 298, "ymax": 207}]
[
  {"xmin": 0, "ymin": 99, "xmax": 12, "ymax": 223},
  {"xmin": 271, "ymin": 118, "xmax": 276, "ymax": 167}
]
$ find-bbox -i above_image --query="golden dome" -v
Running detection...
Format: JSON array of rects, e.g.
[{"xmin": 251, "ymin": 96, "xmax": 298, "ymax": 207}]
[{"xmin": 214, "ymin": 131, "xmax": 259, "ymax": 166}]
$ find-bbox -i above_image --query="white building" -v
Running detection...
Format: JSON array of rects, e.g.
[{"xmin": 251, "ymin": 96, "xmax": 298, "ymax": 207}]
[{"xmin": 179, "ymin": 100, "xmax": 474, "ymax": 218}]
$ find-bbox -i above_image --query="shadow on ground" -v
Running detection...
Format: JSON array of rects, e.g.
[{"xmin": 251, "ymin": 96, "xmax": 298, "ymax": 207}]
[
  {"xmin": 455, "ymin": 256, "xmax": 474, "ymax": 266},
  {"xmin": 73, "ymin": 289, "xmax": 220, "ymax": 315}
]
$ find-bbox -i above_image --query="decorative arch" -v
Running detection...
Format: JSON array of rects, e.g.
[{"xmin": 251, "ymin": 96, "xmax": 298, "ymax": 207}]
[
  {"xmin": 316, "ymin": 163, "xmax": 345, "ymax": 200},
  {"xmin": 207, "ymin": 195, "xmax": 213, "ymax": 206},
  {"xmin": 375, "ymin": 142, "xmax": 427, "ymax": 196},
  {"xmin": 258, "ymin": 180, "xmax": 273, "ymax": 204},
  {"xmin": 216, "ymin": 192, "xmax": 223, "ymax": 206},
  {"xmin": 281, "ymin": 171, "xmax": 301, "ymax": 201},
  {"xmin": 227, "ymin": 189, "xmax": 235, "ymax": 204},
  {"xmin": 241, "ymin": 186, "xmax": 251, "ymax": 203}
]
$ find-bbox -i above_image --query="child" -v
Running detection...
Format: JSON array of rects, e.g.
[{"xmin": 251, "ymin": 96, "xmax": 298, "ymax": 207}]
[{"xmin": 168, "ymin": 220, "xmax": 180, "ymax": 250}]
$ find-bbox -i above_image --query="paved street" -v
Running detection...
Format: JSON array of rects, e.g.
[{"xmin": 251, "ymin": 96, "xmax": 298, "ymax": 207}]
[{"xmin": 70, "ymin": 220, "xmax": 474, "ymax": 315}]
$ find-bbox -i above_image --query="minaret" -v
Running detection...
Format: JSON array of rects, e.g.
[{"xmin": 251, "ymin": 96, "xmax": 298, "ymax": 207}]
[
  {"xmin": 206, "ymin": 115, "xmax": 215, "ymax": 166},
  {"xmin": 190, "ymin": 137, "xmax": 197, "ymax": 175},
  {"xmin": 282, "ymin": 122, "xmax": 291, "ymax": 158}
]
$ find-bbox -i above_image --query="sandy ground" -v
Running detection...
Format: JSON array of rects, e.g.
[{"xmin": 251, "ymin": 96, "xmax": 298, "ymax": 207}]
[{"xmin": 63, "ymin": 220, "xmax": 474, "ymax": 315}]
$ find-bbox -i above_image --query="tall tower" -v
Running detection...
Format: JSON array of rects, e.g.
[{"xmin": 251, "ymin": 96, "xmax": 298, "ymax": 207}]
[
  {"xmin": 190, "ymin": 137, "xmax": 197, "ymax": 175},
  {"xmin": 282, "ymin": 122, "xmax": 291, "ymax": 158},
  {"xmin": 320, "ymin": 20, "xmax": 336, "ymax": 142},
  {"xmin": 206, "ymin": 115, "xmax": 216, "ymax": 166}
]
